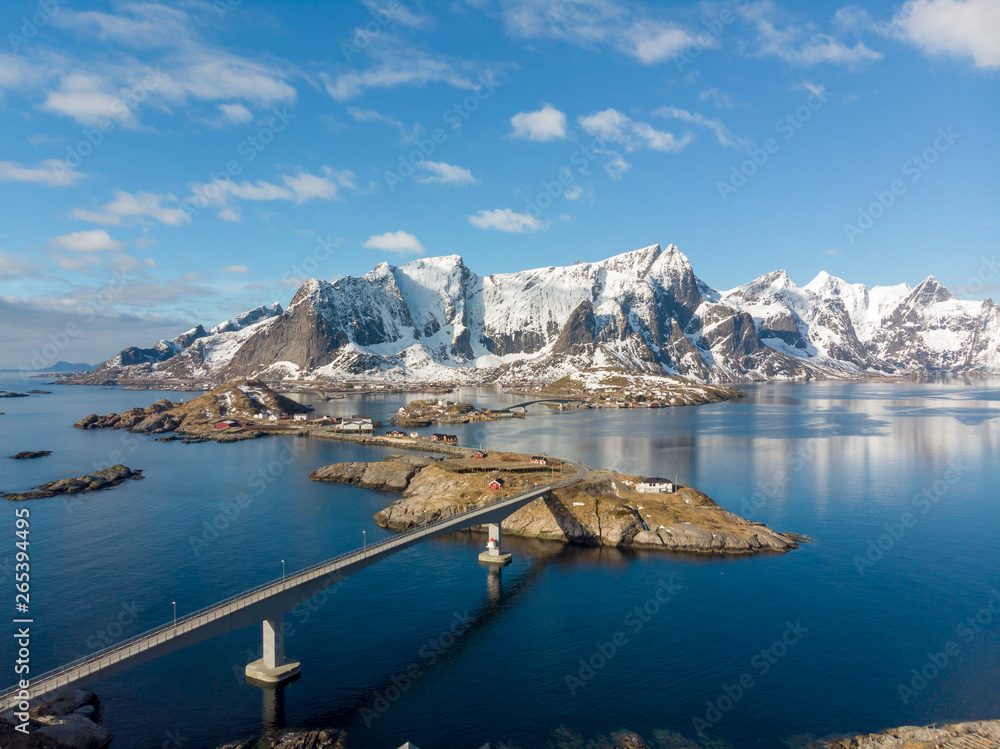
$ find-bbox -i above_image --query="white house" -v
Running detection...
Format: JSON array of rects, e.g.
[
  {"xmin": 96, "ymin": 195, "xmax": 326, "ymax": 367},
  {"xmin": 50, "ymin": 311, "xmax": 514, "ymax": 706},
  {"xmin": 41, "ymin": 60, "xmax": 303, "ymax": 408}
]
[
  {"xmin": 636, "ymin": 478, "xmax": 676, "ymax": 494},
  {"xmin": 293, "ymin": 414, "xmax": 308, "ymax": 421}
]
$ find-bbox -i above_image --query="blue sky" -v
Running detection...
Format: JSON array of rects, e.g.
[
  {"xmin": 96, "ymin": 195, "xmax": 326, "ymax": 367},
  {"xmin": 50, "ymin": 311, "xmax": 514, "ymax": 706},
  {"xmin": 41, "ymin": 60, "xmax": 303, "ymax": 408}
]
[{"xmin": 0, "ymin": 0, "xmax": 997, "ymax": 367}]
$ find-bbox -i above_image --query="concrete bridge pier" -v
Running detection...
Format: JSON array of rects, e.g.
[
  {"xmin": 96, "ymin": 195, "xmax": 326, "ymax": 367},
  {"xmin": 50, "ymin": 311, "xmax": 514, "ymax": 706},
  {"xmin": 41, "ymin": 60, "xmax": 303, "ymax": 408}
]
[
  {"xmin": 245, "ymin": 614, "xmax": 301, "ymax": 684},
  {"xmin": 479, "ymin": 522, "xmax": 512, "ymax": 566}
]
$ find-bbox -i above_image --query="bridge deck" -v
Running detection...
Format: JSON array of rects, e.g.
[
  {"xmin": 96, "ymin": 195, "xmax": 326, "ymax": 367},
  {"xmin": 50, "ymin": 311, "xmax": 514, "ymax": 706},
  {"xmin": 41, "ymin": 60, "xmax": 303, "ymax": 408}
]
[{"xmin": 1, "ymin": 461, "xmax": 585, "ymax": 712}]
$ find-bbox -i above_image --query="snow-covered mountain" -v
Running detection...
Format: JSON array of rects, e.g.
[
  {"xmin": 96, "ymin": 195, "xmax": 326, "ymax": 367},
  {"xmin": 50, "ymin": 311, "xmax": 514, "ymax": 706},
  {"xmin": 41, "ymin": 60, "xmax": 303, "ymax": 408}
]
[{"xmin": 78, "ymin": 245, "xmax": 1000, "ymax": 384}]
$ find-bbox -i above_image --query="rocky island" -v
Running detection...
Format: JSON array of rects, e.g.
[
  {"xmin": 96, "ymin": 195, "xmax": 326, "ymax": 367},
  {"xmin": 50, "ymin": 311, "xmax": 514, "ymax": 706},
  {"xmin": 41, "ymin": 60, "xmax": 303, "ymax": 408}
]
[
  {"xmin": 73, "ymin": 379, "xmax": 310, "ymax": 442},
  {"xmin": 9, "ymin": 451, "xmax": 52, "ymax": 460},
  {"xmin": 0, "ymin": 690, "xmax": 112, "ymax": 748},
  {"xmin": 4, "ymin": 465, "xmax": 142, "ymax": 501},
  {"xmin": 310, "ymin": 452, "xmax": 804, "ymax": 554}
]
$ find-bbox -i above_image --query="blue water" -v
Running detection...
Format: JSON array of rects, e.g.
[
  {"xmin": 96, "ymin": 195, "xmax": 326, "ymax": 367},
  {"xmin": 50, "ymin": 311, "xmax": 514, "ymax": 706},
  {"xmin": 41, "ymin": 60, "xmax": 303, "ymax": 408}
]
[{"xmin": 1, "ymin": 377, "xmax": 998, "ymax": 748}]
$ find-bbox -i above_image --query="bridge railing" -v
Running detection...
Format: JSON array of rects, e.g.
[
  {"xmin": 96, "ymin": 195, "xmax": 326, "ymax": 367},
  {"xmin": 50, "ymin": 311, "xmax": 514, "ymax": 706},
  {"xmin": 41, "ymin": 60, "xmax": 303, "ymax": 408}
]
[{"xmin": 8, "ymin": 466, "xmax": 580, "ymax": 697}]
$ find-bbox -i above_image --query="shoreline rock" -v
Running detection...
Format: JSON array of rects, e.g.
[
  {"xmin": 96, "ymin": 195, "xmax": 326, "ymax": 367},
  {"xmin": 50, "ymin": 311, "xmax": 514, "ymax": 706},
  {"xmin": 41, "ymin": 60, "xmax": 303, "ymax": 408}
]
[
  {"xmin": 0, "ymin": 689, "xmax": 112, "ymax": 748},
  {"xmin": 4, "ymin": 465, "xmax": 143, "ymax": 501},
  {"xmin": 9, "ymin": 451, "xmax": 52, "ymax": 460},
  {"xmin": 807, "ymin": 719, "xmax": 1000, "ymax": 748}
]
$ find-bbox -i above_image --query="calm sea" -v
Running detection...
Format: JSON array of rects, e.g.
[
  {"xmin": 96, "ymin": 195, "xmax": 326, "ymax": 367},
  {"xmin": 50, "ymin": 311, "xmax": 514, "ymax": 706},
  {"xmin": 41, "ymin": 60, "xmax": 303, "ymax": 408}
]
[{"xmin": 0, "ymin": 376, "xmax": 998, "ymax": 748}]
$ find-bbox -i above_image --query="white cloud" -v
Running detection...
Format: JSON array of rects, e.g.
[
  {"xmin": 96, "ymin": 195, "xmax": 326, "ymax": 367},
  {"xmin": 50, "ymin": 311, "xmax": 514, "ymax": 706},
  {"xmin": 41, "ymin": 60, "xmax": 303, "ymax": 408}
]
[
  {"xmin": 578, "ymin": 109, "xmax": 693, "ymax": 152},
  {"xmin": 52, "ymin": 4, "xmax": 193, "ymax": 48},
  {"xmin": 70, "ymin": 208, "xmax": 121, "ymax": 225},
  {"xmin": 510, "ymin": 104, "xmax": 568, "ymax": 141},
  {"xmin": 468, "ymin": 209, "xmax": 549, "ymax": 233},
  {"xmin": 603, "ymin": 152, "xmax": 631, "ymax": 181},
  {"xmin": 219, "ymin": 264, "xmax": 251, "ymax": 274},
  {"xmin": 625, "ymin": 23, "xmax": 694, "ymax": 64},
  {"xmin": 790, "ymin": 80, "xmax": 830, "ymax": 99},
  {"xmin": 40, "ymin": 72, "xmax": 140, "ymax": 128},
  {"xmin": 188, "ymin": 168, "xmax": 359, "ymax": 215},
  {"xmin": 217, "ymin": 102, "xmax": 254, "ymax": 124},
  {"xmin": 0, "ymin": 251, "xmax": 38, "ymax": 280},
  {"xmin": 50, "ymin": 229, "xmax": 126, "ymax": 252},
  {"xmin": 652, "ymin": 106, "xmax": 746, "ymax": 148},
  {"xmin": 363, "ymin": 231, "xmax": 426, "ymax": 254},
  {"xmin": 0, "ymin": 159, "xmax": 83, "ymax": 187},
  {"xmin": 347, "ymin": 107, "xmax": 421, "ymax": 141},
  {"xmin": 103, "ymin": 190, "xmax": 190, "ymax": 226},
  {"xmin": 416, "ymin": 161, "xmax": 478, "ymax": 186},
  {"xmin": 499, "ymin": 0, "xmax": 698, "ymax": 65},
  {"xmin": 739, "ymin": 2, "xmax": 883, "ymax": 67},
  {"xmin": 894, "ymin": 0, "xmax": 1000, "ymax": 69},
  {"xmin": 324, "ymin": 50, "xmax": 489, "ymax": 101},
  {"xmin": 699, "ymin": 88, "xmax": 738, "ymax": 109}
]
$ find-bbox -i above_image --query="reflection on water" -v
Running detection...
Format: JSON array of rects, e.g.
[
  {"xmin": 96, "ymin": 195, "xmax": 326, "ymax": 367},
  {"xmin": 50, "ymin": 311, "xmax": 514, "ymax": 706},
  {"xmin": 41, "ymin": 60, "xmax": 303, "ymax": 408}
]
[{"xmin": 0, "ymin": 378, "xmax": 997, "ymax": 749}]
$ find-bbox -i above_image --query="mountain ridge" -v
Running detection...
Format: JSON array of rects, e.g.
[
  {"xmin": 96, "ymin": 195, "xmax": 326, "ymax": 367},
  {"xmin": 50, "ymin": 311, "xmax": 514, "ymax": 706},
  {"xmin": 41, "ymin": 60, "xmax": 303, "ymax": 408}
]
[{"xmin": 70, "ymin": 245, "xmax": 1000, "ymax": 385}]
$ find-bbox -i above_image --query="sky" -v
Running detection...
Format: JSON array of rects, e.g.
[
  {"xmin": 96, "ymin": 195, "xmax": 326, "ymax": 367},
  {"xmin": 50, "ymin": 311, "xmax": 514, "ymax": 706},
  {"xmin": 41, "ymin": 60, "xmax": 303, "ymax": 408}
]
[{"xmin": 0, "ymin": 0, "xmax": 998, "ymax": 368}]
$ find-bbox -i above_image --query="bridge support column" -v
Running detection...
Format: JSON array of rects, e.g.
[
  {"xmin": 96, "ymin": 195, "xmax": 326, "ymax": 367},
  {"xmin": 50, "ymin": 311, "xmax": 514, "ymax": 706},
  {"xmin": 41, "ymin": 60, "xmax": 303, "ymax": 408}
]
[
  {"xmin": 479, "ymin": 521, "xmax": 512, "ymax": 566},
  {"xmin": 245, "ymin": 614, "xmax": 301, "ymax": 684}
]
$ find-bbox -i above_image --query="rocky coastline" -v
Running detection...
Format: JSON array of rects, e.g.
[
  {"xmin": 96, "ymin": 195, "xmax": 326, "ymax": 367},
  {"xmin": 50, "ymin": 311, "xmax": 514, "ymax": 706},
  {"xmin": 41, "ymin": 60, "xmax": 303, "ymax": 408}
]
[{"xmin": 310, "ymin": 453, "xmax": 805, "ymax": 555}]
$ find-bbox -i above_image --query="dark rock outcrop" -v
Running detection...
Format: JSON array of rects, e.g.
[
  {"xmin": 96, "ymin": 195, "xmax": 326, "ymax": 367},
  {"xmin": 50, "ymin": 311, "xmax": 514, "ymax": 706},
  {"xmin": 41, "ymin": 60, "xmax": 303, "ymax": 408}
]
[
  {"xmin": 5, "ymin": 465, "xmax": 143, "ymax": 501},
  {"xmin": 0, "ymin": 689, "xmax": 112, "ymax": 749},
  {"xmin": 9, "ymin": 451, "xmax": 51, "ymax": 460}
]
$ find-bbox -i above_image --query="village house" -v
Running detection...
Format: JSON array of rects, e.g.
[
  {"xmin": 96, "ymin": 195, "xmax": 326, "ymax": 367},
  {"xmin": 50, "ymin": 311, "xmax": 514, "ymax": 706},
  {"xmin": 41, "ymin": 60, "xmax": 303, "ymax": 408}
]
[
  {"xmin": 337, "ymin": 417, "xmax": 374, "ymax": 433},
  {"xmin": 214, "ymin": 419, "xmax": 241, "ymax": 429},
  {"xmin": 636, "ymin": 477, "xmax": 677, "ymax": 494},
  {"xmin": 472, "ymin": 450, "xmax": 487, "ymax": 459},
  {"xmin": 529, "ymin": 455, "xmax": 548, "ymax": 465},
  {"xmin": 385, "ymin": 430, "xmax": 407, "ymax": 438},
  {"xmin": 489, "ymin": 477, "xmax": 505, "ymax": 490}
]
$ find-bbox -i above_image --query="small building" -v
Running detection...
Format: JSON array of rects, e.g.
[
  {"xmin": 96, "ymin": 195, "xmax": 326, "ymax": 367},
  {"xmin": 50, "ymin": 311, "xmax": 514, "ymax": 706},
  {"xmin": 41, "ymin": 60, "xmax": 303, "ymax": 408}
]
[
  {"xmin": 489, "ymin": 478, "xmax": 506, "ymax": 490},
  {"xmin": 472, "ymin": 450, "xmax": 487, "ymax": 459},
  {"xmin": 338, "ymin": 418, "xmax": 374, "ymax": 433},
  {"xmin": 386, "ymin": 430, "xmax": 407, "ymax": 437},
  {"xmin": 529, "ymin": 455, "xmax": 548, "ymax": 465},
  {"xmin": 431, "ymin": 433, "xmax": 447, "ymax": 442},
  {"xmin": 409, "ymin": 431, "xmax": 419, "ymax": 438},
  {"xmin": 636, "ymin": 477, "xmax": 677, "ymax": 494},
  {"xmin": 293, "ymin": 414, "xmax": 308, "ymax": 421},
  {"xmin": 442, "ymin": 434, "xmax": 458, "ymax": 444},
  {"xmin": 215, "ymin": 419, "xmax": 239, "ymax": 429}
]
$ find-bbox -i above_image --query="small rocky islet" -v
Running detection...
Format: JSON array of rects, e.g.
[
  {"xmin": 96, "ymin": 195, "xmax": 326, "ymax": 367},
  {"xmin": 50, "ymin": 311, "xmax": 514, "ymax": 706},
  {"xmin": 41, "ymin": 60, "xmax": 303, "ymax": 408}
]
[
  {"xmin": 3, "ymin": 465, "xmax": 143, "ymax": 501},
  {"xmin": 310, "ymin": 452, "xmax": 806, "ymax": 555},
  {"xmin": 9, "ymin": 451, "xmax": 52, "ymax": 459}
]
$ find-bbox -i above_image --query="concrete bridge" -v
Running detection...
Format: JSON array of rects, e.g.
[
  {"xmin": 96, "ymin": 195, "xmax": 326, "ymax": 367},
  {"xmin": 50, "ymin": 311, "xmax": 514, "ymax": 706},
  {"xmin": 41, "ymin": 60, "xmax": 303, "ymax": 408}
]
[
  {"xmin": 503, "ymin": 398, "xmax": 587, "ymax": 412},
  {"xmin": 0, "ymin": 461, "xmax": 586, "ymax": 713}
]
